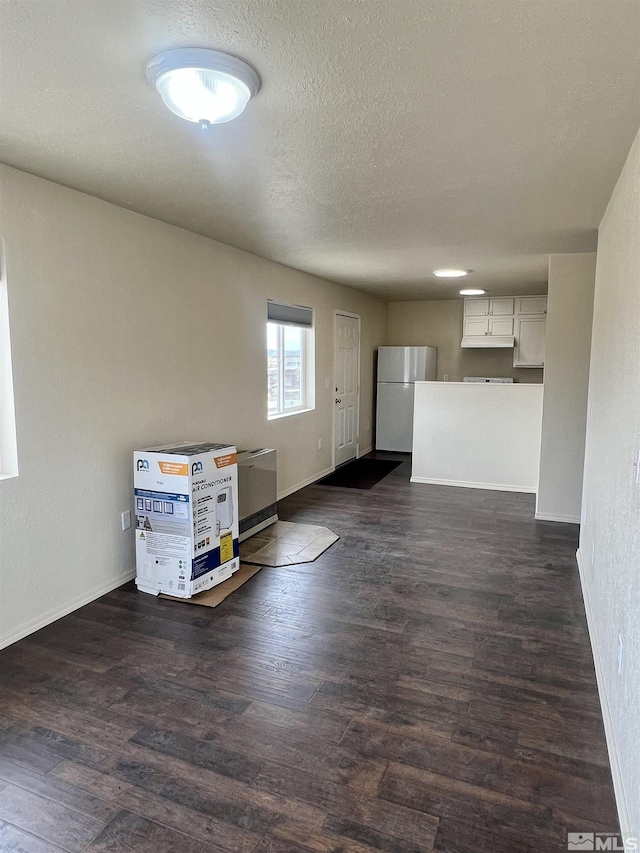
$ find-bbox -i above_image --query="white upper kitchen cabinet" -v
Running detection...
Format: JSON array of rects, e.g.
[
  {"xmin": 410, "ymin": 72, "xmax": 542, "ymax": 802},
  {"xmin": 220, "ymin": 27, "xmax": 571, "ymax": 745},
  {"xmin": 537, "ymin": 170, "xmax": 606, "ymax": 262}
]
[
  {"xmin": 463, "ymin": 297, "xmax": 515, "ymax": 337},
  {"xmin": 464, "ymin": 315, "xmax": 515, "ymax": 337},
  {"xmin": 513, "ymin": 317, "xmax": 546, "ymax": 367},
  {"xmin": 462, "ymin": 293, "xmax": 547, "ymax": 365},
  {"xmin": 516, "ymin": 295, "xmax": 547, "ymax": 315},
  {"xmin": 464, "ymin": 297, "xmax": 515, "ymax": 317}
]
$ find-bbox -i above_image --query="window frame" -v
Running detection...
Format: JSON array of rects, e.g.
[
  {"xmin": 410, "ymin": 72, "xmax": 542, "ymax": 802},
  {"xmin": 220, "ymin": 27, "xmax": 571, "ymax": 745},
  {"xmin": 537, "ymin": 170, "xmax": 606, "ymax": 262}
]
[
  {"xmin": 0, "ymin": 240, "xmax": 18, "ymax": 479},
  {"xmin": 267, "ymin": 304, "xmax": 315, "ymax": 420}
]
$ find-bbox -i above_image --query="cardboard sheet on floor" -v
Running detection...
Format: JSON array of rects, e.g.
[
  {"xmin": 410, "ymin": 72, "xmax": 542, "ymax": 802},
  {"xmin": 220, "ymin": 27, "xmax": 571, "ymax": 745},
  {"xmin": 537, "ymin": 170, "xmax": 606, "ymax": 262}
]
[{"xmin": 160, "ymin": 562, "xmax": 262, "ymax": 608}]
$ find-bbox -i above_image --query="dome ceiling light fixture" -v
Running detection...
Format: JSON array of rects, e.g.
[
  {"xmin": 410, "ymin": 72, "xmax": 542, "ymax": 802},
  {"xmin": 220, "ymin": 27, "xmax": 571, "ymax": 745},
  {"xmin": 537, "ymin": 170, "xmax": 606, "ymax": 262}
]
[
  {"xmin": 433, "ymin": 268, "xmax": 470, "ymax": 278},
  {"xmin": 146, "ymin": 48, "xmax": 261, "ymax": 130},
  {"xmin": 460, "ymin": 288, "xmax": 486, "ymax": 296}
]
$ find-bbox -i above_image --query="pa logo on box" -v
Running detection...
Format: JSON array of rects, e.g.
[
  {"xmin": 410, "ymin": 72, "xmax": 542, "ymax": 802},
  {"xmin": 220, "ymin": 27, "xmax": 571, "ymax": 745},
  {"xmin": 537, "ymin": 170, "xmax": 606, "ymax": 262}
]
[{"xmin": 568, "ymin": 836, "xmax": 594, "ymax": 851}]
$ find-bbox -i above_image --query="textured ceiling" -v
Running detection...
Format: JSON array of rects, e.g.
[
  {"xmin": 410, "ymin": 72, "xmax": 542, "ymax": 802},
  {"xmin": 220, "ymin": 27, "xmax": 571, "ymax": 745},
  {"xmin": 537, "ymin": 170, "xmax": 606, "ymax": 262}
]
[{"xmin": 1, "ymin": 0, "xmax": 639, "ymax": 300}]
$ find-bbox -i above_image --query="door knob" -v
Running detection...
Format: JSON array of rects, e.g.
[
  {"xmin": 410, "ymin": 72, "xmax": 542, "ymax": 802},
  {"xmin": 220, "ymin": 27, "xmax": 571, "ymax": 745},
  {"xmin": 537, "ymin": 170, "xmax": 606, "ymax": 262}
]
[{"xmin": 335, "ymin": 398, "xmax": 342, "ymax": 404}]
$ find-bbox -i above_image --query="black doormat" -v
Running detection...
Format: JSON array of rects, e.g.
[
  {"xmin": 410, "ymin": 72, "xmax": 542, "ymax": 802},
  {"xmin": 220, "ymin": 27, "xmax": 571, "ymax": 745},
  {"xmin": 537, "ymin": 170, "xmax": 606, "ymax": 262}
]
[{"xmin": 317, "ymin": 458, "xmax": 402, "ymax": 490}]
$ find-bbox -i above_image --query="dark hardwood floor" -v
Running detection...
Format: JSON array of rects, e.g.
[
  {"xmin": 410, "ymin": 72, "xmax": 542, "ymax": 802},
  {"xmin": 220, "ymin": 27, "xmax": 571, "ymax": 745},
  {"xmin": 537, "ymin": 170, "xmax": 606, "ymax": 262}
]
[{"xmin": 0, "ymin": 454, "xmax": 618, "ymax": 852}]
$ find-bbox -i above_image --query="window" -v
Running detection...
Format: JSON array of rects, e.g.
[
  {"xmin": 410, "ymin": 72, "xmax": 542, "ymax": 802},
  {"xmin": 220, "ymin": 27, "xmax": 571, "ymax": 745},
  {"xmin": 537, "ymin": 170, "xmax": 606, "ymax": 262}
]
[
  {"xmin": 0, "ymin": 242, "xmax": 18, "ymax": 478},
  {"xmin": 267, "ymin": 301, "xmax": 314, "ymax": 418}
]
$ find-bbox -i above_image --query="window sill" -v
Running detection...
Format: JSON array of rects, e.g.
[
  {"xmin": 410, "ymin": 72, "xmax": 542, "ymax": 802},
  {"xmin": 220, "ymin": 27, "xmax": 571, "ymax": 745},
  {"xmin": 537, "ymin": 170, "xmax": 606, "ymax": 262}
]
[
  {"xmin": 0, "ymin": 472, "xmax": 18, "ymax": 481},
  {"xmin": 268, "ymin": 407, "xmax": 315, "ymax": 421}
]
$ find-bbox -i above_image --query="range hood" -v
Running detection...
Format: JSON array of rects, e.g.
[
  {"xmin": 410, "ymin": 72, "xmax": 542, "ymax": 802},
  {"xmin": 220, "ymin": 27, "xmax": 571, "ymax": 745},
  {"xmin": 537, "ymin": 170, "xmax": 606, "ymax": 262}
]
[{"xmin": 461, "ymin": 335, "xmax": 515, "ymax": 349}]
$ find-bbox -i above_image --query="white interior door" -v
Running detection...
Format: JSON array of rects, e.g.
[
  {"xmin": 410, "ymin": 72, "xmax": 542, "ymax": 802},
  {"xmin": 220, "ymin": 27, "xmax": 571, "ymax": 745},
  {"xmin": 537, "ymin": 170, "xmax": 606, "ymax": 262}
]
[{"xmin": 334, "ymin": 313, "xmax": 360, "ymax": 467}]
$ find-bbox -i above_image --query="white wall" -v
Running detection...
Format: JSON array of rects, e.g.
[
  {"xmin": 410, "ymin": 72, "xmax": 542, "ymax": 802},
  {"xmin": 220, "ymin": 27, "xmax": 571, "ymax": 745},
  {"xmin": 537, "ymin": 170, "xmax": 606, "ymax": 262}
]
[
  {"xmin": 411, "ymin": 382, "xmax": 543, "ymax": 493},
  {"xmin": 387, "ymin": 299, "xmax": 544, "ymax": 383},
  {"xmin": 579, "ymin": 128, "xmax": 640, "ymax": 838},
  {"xmin": 536, "ymin": 253, "xmax": 596, "ymax": 523},
  {"xmin": 0, "ymin": 165, "xmax": 387, "ymax": 648}
]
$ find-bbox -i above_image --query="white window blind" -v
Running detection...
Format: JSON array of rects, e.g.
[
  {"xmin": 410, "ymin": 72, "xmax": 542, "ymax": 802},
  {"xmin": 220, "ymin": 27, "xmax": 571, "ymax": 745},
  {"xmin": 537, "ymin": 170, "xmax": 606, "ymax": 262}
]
[{"xmin": 267, "ymin": 300, "xmax": 313, "ymax": 328}]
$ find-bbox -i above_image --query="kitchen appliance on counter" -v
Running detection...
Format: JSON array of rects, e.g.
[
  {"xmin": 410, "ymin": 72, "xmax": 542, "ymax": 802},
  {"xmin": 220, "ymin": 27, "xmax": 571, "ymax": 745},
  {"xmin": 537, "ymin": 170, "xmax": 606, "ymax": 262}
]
[
  {"xmin": 237, "ymin": 448, "xmax": 278, "ymax": 541},
  {"xmin": 463, "ymin": 377, "xmax": 514, "ymax": 383},
  {"xmin": 375, "ymin": 346, "xmax": 437, "ymax": 452}
]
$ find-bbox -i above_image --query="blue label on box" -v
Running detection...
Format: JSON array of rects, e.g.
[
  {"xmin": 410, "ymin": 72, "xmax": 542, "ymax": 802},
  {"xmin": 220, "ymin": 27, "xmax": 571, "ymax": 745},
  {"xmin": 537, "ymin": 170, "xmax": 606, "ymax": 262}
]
[{"xmin": 191, "ymin": 539, "xmax": 240, "ymax": 579}]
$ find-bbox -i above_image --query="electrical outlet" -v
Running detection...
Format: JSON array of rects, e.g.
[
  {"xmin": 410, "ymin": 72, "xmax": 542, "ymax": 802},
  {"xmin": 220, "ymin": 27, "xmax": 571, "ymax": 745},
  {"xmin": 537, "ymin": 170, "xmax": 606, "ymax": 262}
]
[
  {"xmin": 617, "ymin": 635, "xmax": 624, "ymax": 674},
  {"xmin": 443, "ymin": 374, "xmax": 449, "ymax": 382},
  {"xmin": 121, "ymin": 510, "xmax": 132, "ymax": 531},
  {"xmin": 318, "ymin": 438, "xmax": 323, "ymax": 450}
]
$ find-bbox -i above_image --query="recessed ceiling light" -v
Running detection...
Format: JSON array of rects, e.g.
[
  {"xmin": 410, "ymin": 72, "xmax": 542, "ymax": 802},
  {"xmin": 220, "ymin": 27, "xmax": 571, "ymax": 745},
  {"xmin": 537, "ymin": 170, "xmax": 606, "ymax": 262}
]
[
  {"xmin": 433, "ymin": 269, "xmax": 469, "ymax": 278},
  {"xmin": 460, "ymin": 288, "xmax": 486, "ymax": 296},
  {"xmin": 146, "ymin": 48, "xmax": 261, "ymax": 129}
]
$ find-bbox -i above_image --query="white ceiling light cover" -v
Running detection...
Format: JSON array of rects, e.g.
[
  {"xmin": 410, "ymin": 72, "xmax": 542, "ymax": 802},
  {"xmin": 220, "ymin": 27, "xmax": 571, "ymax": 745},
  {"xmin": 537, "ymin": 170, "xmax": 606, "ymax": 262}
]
[
  {"xmin": 433, "ymin": 268, "xmax": 469, "ymax": 278},
  {"xmin": 146, "ymin": 48, "xmax": 261, "ymax": 126}
]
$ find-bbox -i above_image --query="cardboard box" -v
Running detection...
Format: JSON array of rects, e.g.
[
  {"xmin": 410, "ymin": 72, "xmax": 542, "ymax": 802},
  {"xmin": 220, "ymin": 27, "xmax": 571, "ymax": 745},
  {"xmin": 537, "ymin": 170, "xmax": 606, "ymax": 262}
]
[
  {"xmin": 133, "ymin": 442, "xmax": 239, "ymax": 598},
  {"xmin": 160, "ymin": 562, "xmax": 263, "ymax": 608}
]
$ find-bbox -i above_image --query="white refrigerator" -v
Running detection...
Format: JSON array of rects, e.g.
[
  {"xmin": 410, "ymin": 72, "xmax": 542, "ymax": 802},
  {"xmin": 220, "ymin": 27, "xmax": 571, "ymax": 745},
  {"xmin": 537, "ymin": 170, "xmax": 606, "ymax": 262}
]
[{"xmin": 375, "ymin": 346, "xmax": 437, "ymax": 452}]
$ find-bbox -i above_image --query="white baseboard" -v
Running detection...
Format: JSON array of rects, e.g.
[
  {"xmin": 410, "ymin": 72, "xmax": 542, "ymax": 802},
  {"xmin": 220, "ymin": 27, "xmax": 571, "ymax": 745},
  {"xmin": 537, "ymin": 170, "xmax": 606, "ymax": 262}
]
[
  {"xmin": 576, "ymin": 548, "xmax": 631, "ymax": 841},
  {"xmin": 277, "ymin": 466, "xmax": 335, "ymax": 501},
  {"xmin": 0, "ymin": 568, "xmax": 136, "ymax": 651},
  {"xmin": 535, "ymin": 511, "xmax": 580, "ymax": 524},
  {"xmin": 277, "ymin": 450, "xmax": 373, "ymax": 501},
  {"xmin": 410, "ymin": 476, "xmax": 536, "ymax": 494},
  {"xmin": 278, "ymin": 447, "xmax": 373, "ymax": 501}
]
